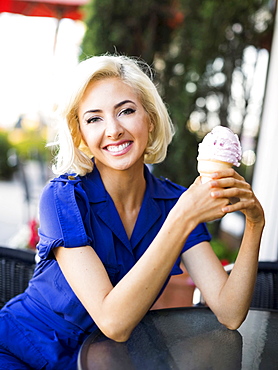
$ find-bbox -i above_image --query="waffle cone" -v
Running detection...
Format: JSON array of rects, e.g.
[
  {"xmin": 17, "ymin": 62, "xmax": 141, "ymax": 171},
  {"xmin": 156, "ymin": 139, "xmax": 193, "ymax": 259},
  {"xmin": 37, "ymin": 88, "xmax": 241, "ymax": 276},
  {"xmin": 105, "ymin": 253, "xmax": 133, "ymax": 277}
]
[{"xmin": 197, "ymin": 159, "xmax": 233, "ymax": 183}]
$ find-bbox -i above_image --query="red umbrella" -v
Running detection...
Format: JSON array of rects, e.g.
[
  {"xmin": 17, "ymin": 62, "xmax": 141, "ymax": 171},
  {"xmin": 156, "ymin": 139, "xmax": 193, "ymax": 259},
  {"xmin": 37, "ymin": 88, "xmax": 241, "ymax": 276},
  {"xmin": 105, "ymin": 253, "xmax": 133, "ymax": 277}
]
[
  {"xmin": 0, "ymin": 0, "xmax": 88, "ymax": 20},
  {"xmin": 0, "ymin": 0, "xmax": 88, "ymax": 51}
]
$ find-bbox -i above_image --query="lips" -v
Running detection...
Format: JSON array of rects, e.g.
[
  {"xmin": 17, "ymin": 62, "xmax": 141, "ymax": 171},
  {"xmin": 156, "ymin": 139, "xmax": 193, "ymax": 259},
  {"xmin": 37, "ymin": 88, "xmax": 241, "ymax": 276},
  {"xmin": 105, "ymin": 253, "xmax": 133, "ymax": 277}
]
[{"xmin": 104, "ymin": 141, "xmax": 132, "ymax": 153}]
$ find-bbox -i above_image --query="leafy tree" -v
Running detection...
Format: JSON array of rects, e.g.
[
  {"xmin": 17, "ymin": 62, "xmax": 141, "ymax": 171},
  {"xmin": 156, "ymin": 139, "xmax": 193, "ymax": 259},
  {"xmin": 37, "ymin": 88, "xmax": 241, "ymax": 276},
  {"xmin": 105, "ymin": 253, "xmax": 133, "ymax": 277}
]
[
  {"xmin": 0, "ymin": 131, "xmax": 16, "ymax": 180},
  {"xmin": 81, "ymin": 0, "xmax": 274, "ymax": 186},
  {"xmin": 81, "ymin": 0, "xmax": 183, "ymax": 63}
]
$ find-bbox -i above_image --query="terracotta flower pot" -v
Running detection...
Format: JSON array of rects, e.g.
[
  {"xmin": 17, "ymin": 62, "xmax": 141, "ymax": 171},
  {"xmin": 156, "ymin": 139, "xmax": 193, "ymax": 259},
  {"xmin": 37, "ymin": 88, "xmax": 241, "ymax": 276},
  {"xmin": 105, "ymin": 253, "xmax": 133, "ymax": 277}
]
[{"xmin": 151, "ymin": 266, "xmax": 195, "ymax": 309}]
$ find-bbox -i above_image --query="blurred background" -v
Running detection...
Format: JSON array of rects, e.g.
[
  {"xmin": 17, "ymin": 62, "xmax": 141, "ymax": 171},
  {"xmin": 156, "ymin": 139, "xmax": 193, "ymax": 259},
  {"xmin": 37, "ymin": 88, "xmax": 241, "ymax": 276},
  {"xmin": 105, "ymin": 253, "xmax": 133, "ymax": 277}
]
[{"xmin": 0, "ymin": 0, "xmax": 277, "ymax": 263}]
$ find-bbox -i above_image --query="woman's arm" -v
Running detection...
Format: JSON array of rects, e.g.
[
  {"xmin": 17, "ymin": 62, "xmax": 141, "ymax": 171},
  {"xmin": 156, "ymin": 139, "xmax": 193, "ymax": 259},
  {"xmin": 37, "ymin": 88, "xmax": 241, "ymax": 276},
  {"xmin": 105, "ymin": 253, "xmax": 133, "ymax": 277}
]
[
  {"xmin": 54, "ymin": 175, "xmax": 230, "ymax": 342},
  {"xmin": 182, "ymin": 169, "xmax": 265, "ymax": 330},
  {"xmin": 54, "ymin": 214, "xmax": 193, "ymax": 342}
]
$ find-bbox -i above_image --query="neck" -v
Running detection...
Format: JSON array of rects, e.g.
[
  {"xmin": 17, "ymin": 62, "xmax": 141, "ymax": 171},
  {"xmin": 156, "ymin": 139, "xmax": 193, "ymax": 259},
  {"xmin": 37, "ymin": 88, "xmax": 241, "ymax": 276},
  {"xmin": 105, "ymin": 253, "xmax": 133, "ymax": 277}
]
[
  {"xmin": 95, "ymin": 161, "xmax": 146, "ymax": 209},
  {"xmin": 95, "ymin": 162, "xmax": 147, "ymax": 239}
]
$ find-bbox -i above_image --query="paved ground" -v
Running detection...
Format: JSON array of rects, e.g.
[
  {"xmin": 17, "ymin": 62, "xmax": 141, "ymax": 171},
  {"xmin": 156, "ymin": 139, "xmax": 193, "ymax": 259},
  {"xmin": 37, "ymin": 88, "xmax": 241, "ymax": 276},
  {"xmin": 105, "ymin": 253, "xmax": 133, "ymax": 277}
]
[{"xmin": 0, "ymin": 161, "xmax": 49, "ymax": 247}]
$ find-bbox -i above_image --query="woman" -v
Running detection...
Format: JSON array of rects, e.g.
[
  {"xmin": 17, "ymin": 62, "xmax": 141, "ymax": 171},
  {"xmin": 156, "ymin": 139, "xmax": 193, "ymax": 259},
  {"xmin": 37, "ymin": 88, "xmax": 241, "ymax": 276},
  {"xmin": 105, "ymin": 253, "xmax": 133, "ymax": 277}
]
[{"xmin": 0, "ymin": 55, "xmax": 264, "ymax": 369}]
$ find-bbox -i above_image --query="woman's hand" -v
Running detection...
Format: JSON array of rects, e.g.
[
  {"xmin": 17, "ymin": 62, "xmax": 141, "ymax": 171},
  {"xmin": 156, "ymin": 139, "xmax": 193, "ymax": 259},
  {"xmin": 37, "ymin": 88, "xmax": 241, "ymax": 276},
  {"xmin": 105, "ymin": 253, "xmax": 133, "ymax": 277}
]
[
  {"xmin": 178, "ymin": 168, "xmax": 264, "ymax": 228},
  {"xmin": 209, "ymin": 169, "xmax": 265, "ymax": 227},
  {"xmin": 176, "ymin": 175, "xmax": 230, "ymax": 226}
]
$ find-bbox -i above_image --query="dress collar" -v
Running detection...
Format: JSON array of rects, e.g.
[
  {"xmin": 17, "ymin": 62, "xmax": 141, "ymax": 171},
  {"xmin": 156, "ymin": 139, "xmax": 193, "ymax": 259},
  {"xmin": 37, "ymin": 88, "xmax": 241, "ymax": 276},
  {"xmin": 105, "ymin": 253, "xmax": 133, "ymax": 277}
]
[
  {"xmin": 80, "ymin": 163, "xmax": 183, "ymax": 250},
  {"xmin": 81, "ymin": 164, "xmax": 181, "ymax": 204}
]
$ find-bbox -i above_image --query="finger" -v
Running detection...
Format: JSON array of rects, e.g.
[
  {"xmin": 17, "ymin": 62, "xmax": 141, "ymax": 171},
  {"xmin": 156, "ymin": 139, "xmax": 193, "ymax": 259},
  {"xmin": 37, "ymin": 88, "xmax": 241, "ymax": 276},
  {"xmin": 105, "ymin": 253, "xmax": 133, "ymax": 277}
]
[
  {"xmin": 211, "ymin": 168, "xmax": 245, "ymax": 182},
  {"xmin": 222, "ymin": 199, "xmax": 254, "ymax": 214},
  {"xmin": 210, "ymin": 168, "xmax": 236, "ymax": 179},
  {"xmin": 210, "ymin": 177, "xmax": 249, "ymax": 191},
  {"xmin": 211, "ymin": 186, "xmax": 252, "ymax": 198}
]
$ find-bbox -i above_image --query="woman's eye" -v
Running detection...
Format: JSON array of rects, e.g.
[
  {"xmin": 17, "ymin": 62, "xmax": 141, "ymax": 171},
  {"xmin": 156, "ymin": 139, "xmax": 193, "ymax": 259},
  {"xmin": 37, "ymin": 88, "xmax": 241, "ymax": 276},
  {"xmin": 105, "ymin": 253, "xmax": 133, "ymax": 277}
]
[
  {"xmin": 120, "ymin": 108, "xmax": 135, "ymax": 116},
  {"xmin": 86, "ymin": 116, "xmax": 101, "ymax": 124}
]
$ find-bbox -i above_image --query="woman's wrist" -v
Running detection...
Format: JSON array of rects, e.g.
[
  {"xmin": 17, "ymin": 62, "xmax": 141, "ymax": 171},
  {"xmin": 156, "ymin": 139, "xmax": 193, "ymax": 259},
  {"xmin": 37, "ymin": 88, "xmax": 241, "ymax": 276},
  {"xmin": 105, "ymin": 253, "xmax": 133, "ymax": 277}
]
[
  {"xmin": 245, "ymin": 217, "xmax": 265, "ymax": 233},
  {"xmin": 167, "ymin": 205, "xmax": 198, "ymax": 240}
]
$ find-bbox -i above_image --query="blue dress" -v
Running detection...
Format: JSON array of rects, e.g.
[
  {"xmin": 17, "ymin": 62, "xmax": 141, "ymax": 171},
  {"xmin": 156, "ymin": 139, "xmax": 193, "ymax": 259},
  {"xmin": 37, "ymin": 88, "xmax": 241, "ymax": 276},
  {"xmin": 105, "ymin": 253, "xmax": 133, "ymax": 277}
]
[{"xmin": 0, "ymin": 165, "xmax": 211, "ymax": 369}]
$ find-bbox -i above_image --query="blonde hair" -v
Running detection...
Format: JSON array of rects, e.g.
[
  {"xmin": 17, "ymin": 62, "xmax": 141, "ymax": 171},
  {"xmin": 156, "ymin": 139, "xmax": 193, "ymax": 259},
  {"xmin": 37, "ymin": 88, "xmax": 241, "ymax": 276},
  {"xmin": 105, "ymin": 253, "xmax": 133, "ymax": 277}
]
[{"xmin": 53, "ymin": 54, "xmax": 175, "ymax": 176}]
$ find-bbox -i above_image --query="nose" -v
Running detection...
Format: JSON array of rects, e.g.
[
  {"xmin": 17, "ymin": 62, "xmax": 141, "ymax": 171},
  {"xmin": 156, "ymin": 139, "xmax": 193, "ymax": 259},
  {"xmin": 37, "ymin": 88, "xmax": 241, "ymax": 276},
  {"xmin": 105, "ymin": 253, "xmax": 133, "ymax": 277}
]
[{"xmin": 105, "ymin": 117, "xmax": 124, "ymax": 139}]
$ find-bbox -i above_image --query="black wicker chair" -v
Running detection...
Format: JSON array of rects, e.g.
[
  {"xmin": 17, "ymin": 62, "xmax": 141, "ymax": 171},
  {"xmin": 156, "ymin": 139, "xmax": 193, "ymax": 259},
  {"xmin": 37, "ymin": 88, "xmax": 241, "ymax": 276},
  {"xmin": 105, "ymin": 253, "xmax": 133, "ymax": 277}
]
[
  {"xmin": 193, "ymin": 261, "xmax": 278, "ymax": 310},
  {"xmin": 0, "ymin": 246, "xmax": 36, "ymax": 308},
  {"xmin": 251, "ymin": 261, "xmax": 278, "ymax": 310}
]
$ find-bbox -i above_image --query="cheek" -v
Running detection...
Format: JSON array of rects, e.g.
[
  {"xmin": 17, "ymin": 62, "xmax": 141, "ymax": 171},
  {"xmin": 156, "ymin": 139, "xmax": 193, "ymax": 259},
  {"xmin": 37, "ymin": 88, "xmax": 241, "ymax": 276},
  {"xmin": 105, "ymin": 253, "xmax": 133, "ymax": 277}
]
[{"xmin": 80, "ymin": 126, "xmax": 102, "ymax": 150}]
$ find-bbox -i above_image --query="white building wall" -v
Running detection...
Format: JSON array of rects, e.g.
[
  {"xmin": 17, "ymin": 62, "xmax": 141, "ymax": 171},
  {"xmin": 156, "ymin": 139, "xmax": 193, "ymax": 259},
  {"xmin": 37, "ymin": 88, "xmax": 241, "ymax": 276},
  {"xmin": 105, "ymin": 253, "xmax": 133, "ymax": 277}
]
[{"xmin": 252, "ymin": 8, "xmax": 278, "ymax": 261}]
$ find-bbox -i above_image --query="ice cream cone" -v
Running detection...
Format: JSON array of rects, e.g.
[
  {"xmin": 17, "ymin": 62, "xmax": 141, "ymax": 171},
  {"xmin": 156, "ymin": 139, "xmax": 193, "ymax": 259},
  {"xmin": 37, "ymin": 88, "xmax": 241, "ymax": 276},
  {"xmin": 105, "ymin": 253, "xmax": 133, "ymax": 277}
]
[
  {"xmin": 197, "ymin": 159, "xmax": 233, "ymax": 183},
  {"xmin": 197, "ymin": 126, "xmax": 242, "ymax": 184}
]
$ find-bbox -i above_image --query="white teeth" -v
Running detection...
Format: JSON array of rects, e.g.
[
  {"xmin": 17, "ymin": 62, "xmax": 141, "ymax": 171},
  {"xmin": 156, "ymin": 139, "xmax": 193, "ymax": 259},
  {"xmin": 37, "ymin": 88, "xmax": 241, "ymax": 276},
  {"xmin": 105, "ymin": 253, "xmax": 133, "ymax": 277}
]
[{"xmin": 106, "ymin": 142, "xmax": 130, "ymax": 152}]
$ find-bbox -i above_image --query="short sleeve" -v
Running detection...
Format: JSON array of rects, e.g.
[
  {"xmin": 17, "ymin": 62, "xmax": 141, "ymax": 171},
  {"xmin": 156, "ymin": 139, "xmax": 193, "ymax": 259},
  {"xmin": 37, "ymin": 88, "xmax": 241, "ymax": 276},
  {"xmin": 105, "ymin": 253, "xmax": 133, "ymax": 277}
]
[
  {"xmin": 170, "ymin": 222, "xmax": 211, "ymax": 275},
  {"xmin": 182, "ymin": 222, "xmax": 211, "ymax": 253},
  {"xmin": 37, "ymin": 176, "xmax": 93, "ymax": 260}
]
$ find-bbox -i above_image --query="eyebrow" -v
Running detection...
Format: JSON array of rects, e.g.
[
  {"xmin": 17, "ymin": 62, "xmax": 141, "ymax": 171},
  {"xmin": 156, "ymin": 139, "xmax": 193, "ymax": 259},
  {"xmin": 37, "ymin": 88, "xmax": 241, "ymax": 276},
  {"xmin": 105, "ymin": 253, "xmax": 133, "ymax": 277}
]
[{"xmin": 82, "ymin": 100, "xmax": 136, "ymax": 118}]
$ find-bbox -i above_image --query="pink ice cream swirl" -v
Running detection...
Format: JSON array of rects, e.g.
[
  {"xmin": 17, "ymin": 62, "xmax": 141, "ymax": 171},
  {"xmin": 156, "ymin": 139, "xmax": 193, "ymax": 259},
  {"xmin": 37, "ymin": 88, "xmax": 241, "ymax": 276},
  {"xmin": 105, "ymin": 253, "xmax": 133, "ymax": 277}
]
[{"xmin": 197, "ymin": 126, "xmax": 242, "ymax": 167}]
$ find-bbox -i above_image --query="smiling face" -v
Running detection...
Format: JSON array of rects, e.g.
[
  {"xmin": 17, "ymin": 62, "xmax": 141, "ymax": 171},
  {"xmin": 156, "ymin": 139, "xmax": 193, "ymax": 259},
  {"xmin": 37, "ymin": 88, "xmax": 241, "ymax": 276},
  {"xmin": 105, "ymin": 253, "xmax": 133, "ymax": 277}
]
[{"xmin": 78, "ymin": 77, "xmax": 153, "ymax": 173}]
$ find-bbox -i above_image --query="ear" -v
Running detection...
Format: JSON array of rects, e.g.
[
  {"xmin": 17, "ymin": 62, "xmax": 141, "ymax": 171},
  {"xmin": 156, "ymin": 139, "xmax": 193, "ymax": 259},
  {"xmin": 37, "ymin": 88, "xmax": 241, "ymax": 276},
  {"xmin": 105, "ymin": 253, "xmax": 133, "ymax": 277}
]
[{"xmin": 148, "ymin": 119, "xmax": 154, "ymax": 132}]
